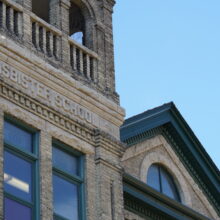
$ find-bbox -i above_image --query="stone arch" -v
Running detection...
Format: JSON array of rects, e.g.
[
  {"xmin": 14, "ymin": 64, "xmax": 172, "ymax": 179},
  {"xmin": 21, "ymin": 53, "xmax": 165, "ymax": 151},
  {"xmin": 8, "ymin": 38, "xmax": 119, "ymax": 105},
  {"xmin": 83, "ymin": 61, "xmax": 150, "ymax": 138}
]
[
  {"xmin": 140, "ymin": 150, "xmax": 192, "ymax": 206},
  {"xmin": 69, "ymin": 0, "xmax": 97, "ymax": 49}
]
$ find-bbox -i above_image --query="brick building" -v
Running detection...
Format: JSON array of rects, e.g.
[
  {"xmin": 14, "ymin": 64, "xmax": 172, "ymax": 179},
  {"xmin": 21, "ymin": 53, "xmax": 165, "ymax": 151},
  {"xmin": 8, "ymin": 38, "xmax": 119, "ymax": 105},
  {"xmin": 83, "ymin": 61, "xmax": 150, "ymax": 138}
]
[{"xmin": 0, "ymin": 0, "xmax": 219, "ymax": 220}]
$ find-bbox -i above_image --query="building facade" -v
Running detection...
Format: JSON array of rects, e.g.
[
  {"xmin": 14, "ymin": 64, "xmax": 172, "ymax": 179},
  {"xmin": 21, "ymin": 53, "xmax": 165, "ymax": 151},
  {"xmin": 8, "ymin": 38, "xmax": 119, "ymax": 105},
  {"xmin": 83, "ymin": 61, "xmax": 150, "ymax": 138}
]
[{"xmin": 0, "ymin": 0, "xmax": 219, "ymax": 220}]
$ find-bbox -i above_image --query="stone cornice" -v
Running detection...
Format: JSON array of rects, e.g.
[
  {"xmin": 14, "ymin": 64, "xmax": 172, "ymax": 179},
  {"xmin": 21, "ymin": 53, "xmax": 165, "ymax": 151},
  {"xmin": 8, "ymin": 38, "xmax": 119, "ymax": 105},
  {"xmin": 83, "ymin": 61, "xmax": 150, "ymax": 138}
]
[
  {"xmin": 0, "ymin": 78, "xmax": 124, "ymax": 156},
  {"xmin": 0, "ymin": 32, "xmax": 125, "ymax": 130},
  {"xmin": 0, "ymin": 78, "xmax": 94, "ymax": 144},
  {"xmin": 94, "ymin": 129, "xmax": 126, "ymax": 157}
]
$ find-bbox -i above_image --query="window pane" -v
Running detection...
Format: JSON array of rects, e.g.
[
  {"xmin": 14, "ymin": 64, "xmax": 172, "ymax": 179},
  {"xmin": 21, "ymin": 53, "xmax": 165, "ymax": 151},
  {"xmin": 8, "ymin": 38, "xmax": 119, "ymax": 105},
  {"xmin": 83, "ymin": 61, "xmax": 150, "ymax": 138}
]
[
  {"xmin": 4, "ymin": 121, "xmax": 32, "ymax": 152},
  {"xmin": 4, "ymin": 151, "xmax": 32, "ymax": 202},
  {"xmin": 53, "ymin": 147, "xmax": 78, "ymax": 176},
  {"xmin": 4, "ymin": 197, "xmax": 31, "ymax": 220},
  {"xmin": 161, "ymin": 168, "xmax": 180, "ymax": 202},
  {"xmin": 71, "ymin": 32, "xmax": 83, "ymax": 44},
  {"xmin": 147, "ymin": 164, "xmax": 160, "ymax": 191},
  {"xmin": 53, "ymin": 174, "xmax": 79, "ymax": 220}
]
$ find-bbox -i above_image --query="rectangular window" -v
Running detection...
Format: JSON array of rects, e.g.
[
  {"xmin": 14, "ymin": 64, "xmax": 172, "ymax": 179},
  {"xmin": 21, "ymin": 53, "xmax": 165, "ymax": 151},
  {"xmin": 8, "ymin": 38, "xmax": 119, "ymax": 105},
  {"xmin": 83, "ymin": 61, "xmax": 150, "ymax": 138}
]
[
  {"xmin": 3, "ymin": 120, "xmax": 39, "ymax": 220},
  {"xmin": 52, "ymin": 142, "xmax": 84, "ymax": 220}
]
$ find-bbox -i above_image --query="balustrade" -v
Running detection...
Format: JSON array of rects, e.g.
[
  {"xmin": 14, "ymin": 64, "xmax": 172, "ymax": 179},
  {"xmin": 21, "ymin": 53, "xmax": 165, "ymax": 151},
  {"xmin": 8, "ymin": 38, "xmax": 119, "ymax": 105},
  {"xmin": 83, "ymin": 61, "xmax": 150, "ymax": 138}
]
[
  {"xmin": 31, "ymin": 14, "xmax": 61, "ymax": 60},
  {"xmin": 0, "ymin": 0, "xmax": 99, "ymax": 83},
  {"xmin": 69, "ymin": 39, "xmax": 98, "ymax": 81},
  {"xmin": 0, "ymin": 0, "xmax": 22, "ymax": 37}
]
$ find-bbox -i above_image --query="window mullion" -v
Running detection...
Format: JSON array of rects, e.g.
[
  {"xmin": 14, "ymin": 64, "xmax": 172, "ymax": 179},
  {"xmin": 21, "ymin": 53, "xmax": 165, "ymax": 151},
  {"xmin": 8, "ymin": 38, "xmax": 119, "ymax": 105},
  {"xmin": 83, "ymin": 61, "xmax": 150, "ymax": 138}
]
[
  {"xmin": 53, "ymin": 167, "xmax": 83, "ymax": 183},
  {"xmin": 4, "ymin": 143, "xmax": 38, "ymax": 161},
  {"xmin": 4, "ymin": 192, "xmax": 34, "ymax": 208}
]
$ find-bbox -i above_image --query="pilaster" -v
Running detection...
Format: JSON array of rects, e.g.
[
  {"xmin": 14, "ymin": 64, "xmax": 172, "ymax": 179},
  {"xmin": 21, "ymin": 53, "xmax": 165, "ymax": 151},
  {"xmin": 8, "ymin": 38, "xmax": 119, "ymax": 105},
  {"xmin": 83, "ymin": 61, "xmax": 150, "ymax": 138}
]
[
  {"xmin": 40, "ymin": 130, "xmax": 53, "ymax": 220},
  {"xmin": 60, "ymin": 0, "xmax": 71, "ymax": 69},
  {"xmin": 49, "ymin": 0, "xmax": 71, "ymax": 33},
  {"xmin": 95, "ymin": 0, "xmax": 116, "ymax": 98},
  {"xmin": 94, "ymin": 130, "xmax": 125, "ymax": 220},
  {"xmin": 102, "ymin": 0, "xmax": 116, "ymax": 95}
]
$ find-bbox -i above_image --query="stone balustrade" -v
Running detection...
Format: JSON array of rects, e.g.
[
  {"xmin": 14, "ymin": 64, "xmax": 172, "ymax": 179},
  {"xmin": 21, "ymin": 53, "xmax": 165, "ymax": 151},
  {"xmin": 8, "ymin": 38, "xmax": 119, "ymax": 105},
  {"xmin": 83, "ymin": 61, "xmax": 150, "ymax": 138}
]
[
  {"xmin": 69, "ymin": 38, "xmax": 98, "ymax": 81},
  {"xmin": 0, "ymin": 0, "xmax": 99, "ymax": 83},
  {"xmin": 31, "ymin": 13, "xmax": 62, "ymax": 60},
  {"xmin": 0, "ymin": 0, "xmax": 22, "ymax": 37}
]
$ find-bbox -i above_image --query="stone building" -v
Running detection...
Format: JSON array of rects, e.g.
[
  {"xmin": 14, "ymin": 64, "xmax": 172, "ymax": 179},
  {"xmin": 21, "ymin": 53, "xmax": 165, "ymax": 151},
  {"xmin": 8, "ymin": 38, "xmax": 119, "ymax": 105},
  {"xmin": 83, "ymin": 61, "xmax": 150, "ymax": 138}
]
[{"xmin": 0, "ymin": 0, "xmax": 219, "ymax": 220}]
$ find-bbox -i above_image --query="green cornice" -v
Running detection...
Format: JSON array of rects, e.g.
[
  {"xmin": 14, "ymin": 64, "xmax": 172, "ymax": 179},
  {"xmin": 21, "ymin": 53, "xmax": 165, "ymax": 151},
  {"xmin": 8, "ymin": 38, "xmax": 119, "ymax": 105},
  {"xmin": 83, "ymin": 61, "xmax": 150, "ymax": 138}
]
[
  {"xmin": 123, "ymin": 173, "xmax": 212, "ymax": 220},
  {"xmin": 120, "ymin": 102, "xmax": 220, "ymax": 216}
]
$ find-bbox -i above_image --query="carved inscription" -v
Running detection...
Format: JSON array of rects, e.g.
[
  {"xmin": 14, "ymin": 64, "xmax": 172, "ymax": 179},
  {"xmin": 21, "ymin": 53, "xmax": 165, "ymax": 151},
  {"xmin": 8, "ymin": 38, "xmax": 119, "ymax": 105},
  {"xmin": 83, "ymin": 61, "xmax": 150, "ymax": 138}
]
[
  {"xmin": 0, "ymin": 61, "xmax": 119, "ymax": 137},
  {"xmin": 0, "ymin": 61, "xmax": 94, "ymax": 123}
]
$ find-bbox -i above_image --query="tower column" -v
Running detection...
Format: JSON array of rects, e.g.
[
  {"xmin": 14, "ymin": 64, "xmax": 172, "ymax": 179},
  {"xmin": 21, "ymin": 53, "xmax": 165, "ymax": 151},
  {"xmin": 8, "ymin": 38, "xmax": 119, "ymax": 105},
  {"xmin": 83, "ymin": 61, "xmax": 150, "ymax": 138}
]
[
  {"xmin": 49, "ymin": 0, "xmax": 70, "ymax": 34},
  {"xmin": 94, "ymin": 131, "xmax": 125, "ymax": 220},
  {"xmin": 49, "ymin": 0, "xmax": 71, "ymax": 70}
]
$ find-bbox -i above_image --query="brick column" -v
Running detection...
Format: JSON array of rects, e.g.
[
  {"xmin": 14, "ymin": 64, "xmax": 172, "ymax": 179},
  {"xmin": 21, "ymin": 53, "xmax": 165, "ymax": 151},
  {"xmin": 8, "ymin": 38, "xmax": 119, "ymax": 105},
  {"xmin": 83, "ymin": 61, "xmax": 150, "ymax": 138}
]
[
  {"xmin": 60, "ymin": 0, "xmax": 71, "ymax": 69},
  {"xmin": 94, "ymin": 131, "xmax": 125, "ymax": 220},
  {"xmin": 49, "ymin": 0, "xmax": 70, "ymax": 33},
  {"xmin": 60, "ymin": 0, "xmax": 70, "ymax": 34},
  {"xmin": 40, "ymin": 131, "xmax": 53, "ymax": 220},
  {"xmin": 49, "ymin": 0, "xmax": 60, "ymax": 29},
  {"xmin": 102, "ymin": 1, "xmax": 116, "ymax": 96},
  {"xmin": 22, "ymin": 0, "xmax": 32, "ymax": 48},
  {"xmin": 49, "ymin": 0, "xmax": 71, "ymax": 69}
]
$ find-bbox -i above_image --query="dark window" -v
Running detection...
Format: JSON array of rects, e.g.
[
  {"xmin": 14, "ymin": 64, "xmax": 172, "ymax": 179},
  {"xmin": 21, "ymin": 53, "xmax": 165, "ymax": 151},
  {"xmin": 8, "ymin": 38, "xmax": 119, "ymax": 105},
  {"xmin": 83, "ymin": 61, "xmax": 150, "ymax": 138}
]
[
  {"xmin": 69, "ymin": 2, "xmax": 85, "ymax": 45},
  {"xmin": 32, "ymin": 0, "xmax": 49, "ymax": 22},
  {"xmin": 147, "ymin": 164, "xmax": 181, "ymax": 202},
  {"xmin": 3, "ymin": 120, "xmax": 38, "ymax": 220},
  {"xmin": 52, "ymin": 144, "xmax": 84, "ymax": 220}
]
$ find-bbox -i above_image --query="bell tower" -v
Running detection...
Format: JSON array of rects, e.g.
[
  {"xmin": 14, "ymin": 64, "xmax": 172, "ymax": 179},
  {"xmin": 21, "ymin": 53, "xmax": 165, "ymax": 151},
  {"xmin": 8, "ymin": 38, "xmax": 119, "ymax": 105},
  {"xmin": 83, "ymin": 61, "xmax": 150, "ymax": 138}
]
[
  {"xmin": 0, "ymin": 0, "xmax": 125, "ymax": 220},
  {"xmin": 18, "ymin": 0, "xmax": 118, "ymax": 102}
]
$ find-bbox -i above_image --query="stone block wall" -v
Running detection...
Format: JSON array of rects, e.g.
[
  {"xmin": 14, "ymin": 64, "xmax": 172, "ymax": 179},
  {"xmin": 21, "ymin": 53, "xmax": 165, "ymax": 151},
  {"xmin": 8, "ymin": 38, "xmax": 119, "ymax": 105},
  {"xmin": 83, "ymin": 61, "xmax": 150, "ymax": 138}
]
[
  {"xmin": 0, "ymin": 0, "xmax": 119, "ymax": 103},
  {"xmin": 0, "ymin": 1, "xmax": 126, "ymax": 219}
]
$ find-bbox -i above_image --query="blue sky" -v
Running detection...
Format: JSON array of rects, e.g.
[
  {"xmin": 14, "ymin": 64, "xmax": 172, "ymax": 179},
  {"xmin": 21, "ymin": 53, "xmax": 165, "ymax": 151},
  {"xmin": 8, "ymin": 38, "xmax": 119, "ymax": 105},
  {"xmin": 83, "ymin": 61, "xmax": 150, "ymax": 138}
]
[{"xmin": 113, "ymin": 0, "xmax": 220, "ymax": 169}]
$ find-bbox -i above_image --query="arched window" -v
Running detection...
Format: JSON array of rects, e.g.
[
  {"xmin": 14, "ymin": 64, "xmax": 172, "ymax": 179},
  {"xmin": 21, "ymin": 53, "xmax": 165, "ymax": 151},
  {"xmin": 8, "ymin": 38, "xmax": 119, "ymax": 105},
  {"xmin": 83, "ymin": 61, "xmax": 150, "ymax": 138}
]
[
  {"xmin": 147, "ymin": 164, "xmax": 181, "ymax": 202},
  {"xmin": 69, "ymin": 2, "xmax": 85, "ymax": 45}
]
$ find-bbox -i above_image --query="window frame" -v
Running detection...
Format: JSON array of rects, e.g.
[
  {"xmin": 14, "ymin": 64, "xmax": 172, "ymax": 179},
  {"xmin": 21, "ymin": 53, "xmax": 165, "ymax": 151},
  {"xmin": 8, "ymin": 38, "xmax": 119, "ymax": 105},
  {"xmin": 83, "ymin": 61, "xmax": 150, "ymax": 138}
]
[
  {"xmin": 147, "ymin": 164, "xmax": 181, "ymax": 202},
  {"xmin": 52, "ymin": 140, "xmax": 86, "ymax": 220},
  {"xmin": 3, "ymin": 117, "xmax": 40, "ymax": 220}
]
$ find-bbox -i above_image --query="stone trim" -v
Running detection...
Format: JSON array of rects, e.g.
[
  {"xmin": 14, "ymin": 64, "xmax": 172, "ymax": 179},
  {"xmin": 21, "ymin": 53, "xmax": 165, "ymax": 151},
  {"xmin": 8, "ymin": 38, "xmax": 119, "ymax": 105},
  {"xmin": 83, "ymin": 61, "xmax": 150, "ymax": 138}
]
[
  {"xmin": 94, "ymin": 129, "xmax": 125, "ymax": 157},
  {"xmin": 162, "ymin": 126, "xmax": 220, "ymax": 217},
  {"xmin": 0, "ymin": 78, "xmax": 124, "ymax": 157},
  {"xmin": 95, "ymin": 158, "xmax": 121, "ymax": 173},
  {"xmin": 0, "ymin": 78, "xmax": 95, "ymax": 143},
  {"xmin": 139, "ymin": 148, "xmax": 192, "ymax": 206}
]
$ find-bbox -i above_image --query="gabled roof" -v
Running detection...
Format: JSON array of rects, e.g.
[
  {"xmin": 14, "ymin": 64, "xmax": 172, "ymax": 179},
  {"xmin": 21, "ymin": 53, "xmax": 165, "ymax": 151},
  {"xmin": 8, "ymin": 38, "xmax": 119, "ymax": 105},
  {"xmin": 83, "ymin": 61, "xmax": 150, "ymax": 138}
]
[{"xmin": 120, "ymin": 102, "xmax": 220, "ymax": 216}]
